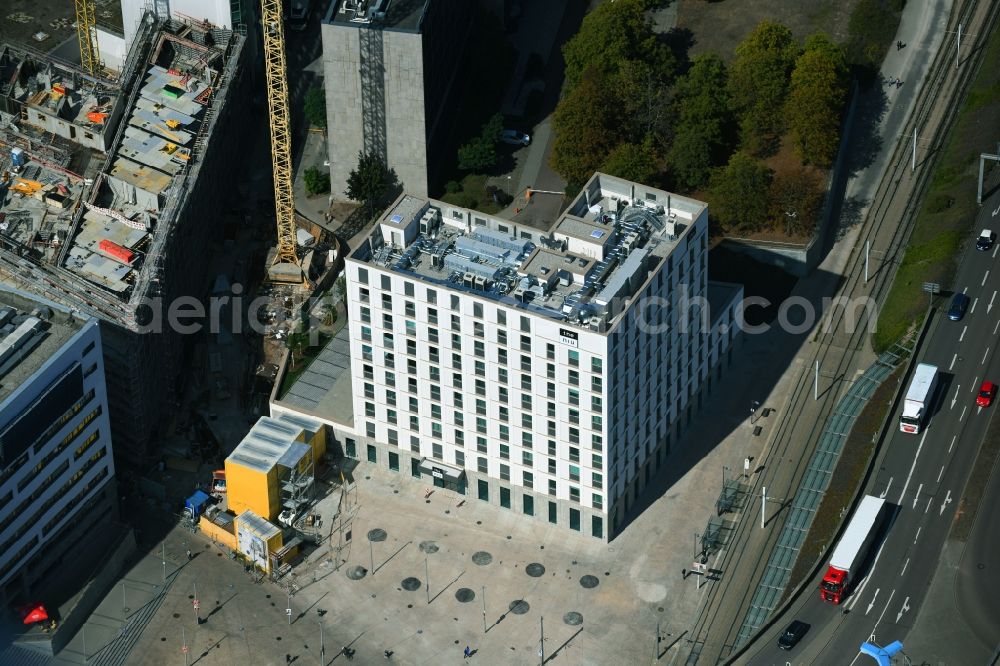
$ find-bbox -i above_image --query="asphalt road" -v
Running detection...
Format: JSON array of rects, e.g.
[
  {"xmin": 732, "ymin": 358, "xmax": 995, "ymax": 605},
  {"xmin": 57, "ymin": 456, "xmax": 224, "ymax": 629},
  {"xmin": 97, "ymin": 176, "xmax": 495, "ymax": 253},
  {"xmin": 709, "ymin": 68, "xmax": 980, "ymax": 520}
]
[{"xmin": 742, "ymin": 188, "xmax": 1000, "ymax": 665}]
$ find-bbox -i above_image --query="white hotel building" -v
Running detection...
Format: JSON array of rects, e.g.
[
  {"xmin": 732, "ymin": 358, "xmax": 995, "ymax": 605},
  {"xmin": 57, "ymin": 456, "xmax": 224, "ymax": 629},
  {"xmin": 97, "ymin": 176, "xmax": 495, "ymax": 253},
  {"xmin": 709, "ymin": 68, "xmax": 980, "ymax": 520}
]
[
  {"xmin": 0, "ymin": 289, "xmax": 116, "ymax": 606},
  {"xmin": 274, "ymin": 173, "xmax": 742, "ymax": 541}
]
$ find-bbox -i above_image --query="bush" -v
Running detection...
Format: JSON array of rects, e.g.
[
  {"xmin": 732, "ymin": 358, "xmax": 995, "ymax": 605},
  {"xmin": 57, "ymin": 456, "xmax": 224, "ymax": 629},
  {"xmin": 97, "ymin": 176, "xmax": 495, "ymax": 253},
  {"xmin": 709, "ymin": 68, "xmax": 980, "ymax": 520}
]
[
  {"xmin": 304, "ymin": 87, "xmax": 327, "ymax": 130},
  {"xmin": 445, "ymin": 180, "xmax": 462, "ymax": 194},
  {"xmin": 304, "ymin": 167, "xmax": 330, "ymax": 195}
]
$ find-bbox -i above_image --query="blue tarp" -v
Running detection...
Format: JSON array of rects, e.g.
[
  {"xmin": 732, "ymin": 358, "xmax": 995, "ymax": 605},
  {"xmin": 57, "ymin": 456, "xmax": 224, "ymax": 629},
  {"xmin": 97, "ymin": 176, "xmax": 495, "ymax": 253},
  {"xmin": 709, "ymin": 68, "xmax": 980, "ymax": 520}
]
[{"xmin": 185, "ymin": 490, "xmax": 211, "ymax": 516}]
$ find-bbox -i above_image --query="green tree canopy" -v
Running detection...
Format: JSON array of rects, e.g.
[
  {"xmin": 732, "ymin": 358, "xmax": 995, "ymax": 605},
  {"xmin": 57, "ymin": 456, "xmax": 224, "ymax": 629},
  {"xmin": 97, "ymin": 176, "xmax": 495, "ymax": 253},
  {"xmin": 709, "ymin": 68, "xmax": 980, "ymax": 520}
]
[
  {"xmin": 729, "ymin": 21, "xmax": 799, "ymax": 154},
  {"xmin": 457, "ymin": 113, "xmax": 503, "ymax": 173},
  {"xmin": 346, "ymin": 151, "xmax": 394, "ymax": 219},
  {"xmin": 304, "ymin": 167, "xmax": 330, "ymax": 195},
  {"xmin": 708, "ymin": 151, "xmax": 773, "ymax": 233},
  {"xmin": 785, "ymin": 34, "xmax": 849, "ymax": 167},
  {"xmin": 550, "ymin": 68, "xmax": 623, "ymax": 187},
  {"xmin": 770, "ymin": 166, "xmax": 826, "ymax": 236},
  {"xmin": 600, "ymin": 138, "xmax": 659, "ymax": 185},
  {"xmin": 561, "ymin": 0, "xmax": 673, "ymax": 93},
  {"xmin": 304, "ymin": 87, "xmax": 327, "ymax": 130},
  {"xmin": 668, "ymin": 53, "xmax": 735, "ymax": 190}
]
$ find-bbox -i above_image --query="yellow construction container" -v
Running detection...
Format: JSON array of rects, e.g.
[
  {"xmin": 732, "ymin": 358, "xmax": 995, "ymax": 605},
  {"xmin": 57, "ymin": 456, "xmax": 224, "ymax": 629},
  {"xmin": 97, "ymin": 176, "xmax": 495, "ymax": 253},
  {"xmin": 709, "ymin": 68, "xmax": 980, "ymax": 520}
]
[{"xmin": 225, "ymin": 454, "xmax": 280, "ymax": 521}]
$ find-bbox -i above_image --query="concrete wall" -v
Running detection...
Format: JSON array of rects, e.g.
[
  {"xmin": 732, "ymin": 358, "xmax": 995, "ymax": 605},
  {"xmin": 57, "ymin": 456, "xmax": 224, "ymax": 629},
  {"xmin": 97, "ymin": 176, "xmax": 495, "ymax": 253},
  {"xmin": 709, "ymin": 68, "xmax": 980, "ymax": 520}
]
[
  {"xmin": 383, "ymin": 30, "xmax": 428, "ymax": 198},
  {"xmin": 719, "ymin": 235, "xmax": 820, "ymax": 278},
  {"xmin": 321, "ymin": 23, "xmax": 365, "ymax": 200},
  {"xmin": 122, "ymin": 0, "xmax": 234, "ymax": 46},
  {"xmin": 96, "ymin": 28, "xmax": 128, "ymax": 73}
]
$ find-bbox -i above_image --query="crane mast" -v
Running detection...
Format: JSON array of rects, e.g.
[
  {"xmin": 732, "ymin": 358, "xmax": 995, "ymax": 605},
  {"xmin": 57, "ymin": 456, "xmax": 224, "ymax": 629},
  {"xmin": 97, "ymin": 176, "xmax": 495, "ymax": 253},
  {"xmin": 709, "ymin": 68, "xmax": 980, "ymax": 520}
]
[
  {"xmin": 261, "ymin": 0, "xmax": 303, "ymax": 283},
  {"xmin": 74, "ymin": 0, "xmax": 102, "ymax": 77}
]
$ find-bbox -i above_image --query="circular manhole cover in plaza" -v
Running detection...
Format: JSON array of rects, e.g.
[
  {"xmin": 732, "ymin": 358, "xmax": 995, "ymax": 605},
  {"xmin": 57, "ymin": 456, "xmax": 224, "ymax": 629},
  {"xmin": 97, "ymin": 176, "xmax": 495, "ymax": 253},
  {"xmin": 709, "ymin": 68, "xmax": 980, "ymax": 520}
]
[
  {"xmin": 564, "ymin": 612, "xmax": 583, "ymax": 626},
  {"xmin": 346, "ymin": 566, "xmax": 368, "ymax": 580},
  {"xmin": 471, "ymin": 551, "xmax": 493, "ymax": 566},
  {"xmin": 580, "ymin": 575, "xmax": 600, "ymax": 589},
  {"xmin": 419, "ymin": 541, "xmax": 439, "ymax": 554},
  {"xmin": 455, "ymin": 588, "xmax": 475, "ymax": 603},
  {"xmin": 401, "ymin": 577, "xmax": 421, "ymax": 591},
  {"xmin": 367, "ymin": 528, "xmax": 388, "ymax": 542},
  {"xmin": 508, "ymin": 600, "xmax": 530, "ymax": 615},
  {"xmin": 525, "ymin": 563, "xmax": 545, "ymax": 577}
]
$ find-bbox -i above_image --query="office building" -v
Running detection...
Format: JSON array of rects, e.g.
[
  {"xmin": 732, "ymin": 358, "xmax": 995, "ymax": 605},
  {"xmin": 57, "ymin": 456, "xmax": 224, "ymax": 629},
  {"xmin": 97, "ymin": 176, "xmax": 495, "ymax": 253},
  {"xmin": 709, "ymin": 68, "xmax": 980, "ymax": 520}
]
[
  {"xmin": 0, "ymin": 289, "xmax": 115, "ymax": 608},
  {"xmin": 274, "ymin": 173, "xmax": 742, "ymax": 541},
  {"xmin": 320, "ymin": 0, "xmax": 473, "ymax": 198}
]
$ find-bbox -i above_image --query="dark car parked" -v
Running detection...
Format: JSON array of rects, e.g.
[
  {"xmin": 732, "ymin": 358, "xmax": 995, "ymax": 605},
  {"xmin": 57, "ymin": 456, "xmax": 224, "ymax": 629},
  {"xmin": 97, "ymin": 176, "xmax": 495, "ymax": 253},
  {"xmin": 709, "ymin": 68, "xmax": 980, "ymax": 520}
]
[
  {"xmin": 948, "ymin": 293, "xmax": 969, "ymax": 321},
  {"xmin": 777, "ymin": 620, "xmax": 810, "ymax": 650}
]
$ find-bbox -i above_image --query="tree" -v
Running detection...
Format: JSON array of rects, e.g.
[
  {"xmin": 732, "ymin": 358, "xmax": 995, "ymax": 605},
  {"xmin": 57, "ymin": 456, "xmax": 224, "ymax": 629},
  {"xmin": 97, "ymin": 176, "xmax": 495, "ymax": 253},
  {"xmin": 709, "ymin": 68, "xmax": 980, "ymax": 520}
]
[
  {"xmin": 550, "ymin": 68, "xmax": 623, "ymax": 187},
  {"xmin": 304, "ymin": 87, "xmax": 327, "ymax": 130},
  {"xmin": 304, "ymin": 167, "xmax": 330, "ymax": 195},
  {"xmin": 785, "ymin": 34, "xmax": 849, "ymax": 167},
  {"xmin": 668, "ymin": 54, "xmax": 735, "ymax": 190},
  {"xmin": 561, "ymin": 0, "xmax": 672, "ymax": 93},
  {"xmin": 707, "ymin": 151, "xmax": 773, "ymax": 233},
  {"xmin": 600, "ymin": 138, "xmax": 659, "ymax": 184},
  {"xmin": 457, "ymin": 113, "xmax": 504, "ymax": 173},
  {"xmin": 769, "ymin": 167, "xmax": 825, "ymax": 236},
  {"xmin": 346, "ymin": 152, "xmax": 393, "ymax": 220},
  {"xmin": 728, "ymin": 21, "xmax": 798, "ymax": 154}
]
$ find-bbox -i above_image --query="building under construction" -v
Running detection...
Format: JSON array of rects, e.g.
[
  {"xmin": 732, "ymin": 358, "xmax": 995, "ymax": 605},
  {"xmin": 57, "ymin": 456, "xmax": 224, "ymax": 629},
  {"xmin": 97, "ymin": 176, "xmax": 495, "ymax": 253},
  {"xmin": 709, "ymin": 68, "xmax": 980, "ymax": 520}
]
[{"xmin": 0, "ymin": 12, "xmax": 253, "ymax": 466}]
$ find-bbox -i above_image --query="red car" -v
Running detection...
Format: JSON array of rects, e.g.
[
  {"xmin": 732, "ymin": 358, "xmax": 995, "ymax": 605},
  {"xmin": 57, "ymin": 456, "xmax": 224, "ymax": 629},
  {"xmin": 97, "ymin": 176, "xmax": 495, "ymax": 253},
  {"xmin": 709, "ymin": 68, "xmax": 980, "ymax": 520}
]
[{"xmin": 977, "ymin": 381, "xmax": 996, "ymax": 407}]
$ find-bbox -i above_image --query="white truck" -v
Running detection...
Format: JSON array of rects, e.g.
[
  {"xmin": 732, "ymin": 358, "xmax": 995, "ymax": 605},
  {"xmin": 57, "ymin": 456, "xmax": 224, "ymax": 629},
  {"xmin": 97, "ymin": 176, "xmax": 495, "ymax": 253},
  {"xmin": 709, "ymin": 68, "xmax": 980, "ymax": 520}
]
[
  {"xmin": 820, "ymin": 495, "xmax": 886, "ymax": 604},
  {"xmin": 899, "ymin": 363, "xmax": 938, "ymax": 434}
]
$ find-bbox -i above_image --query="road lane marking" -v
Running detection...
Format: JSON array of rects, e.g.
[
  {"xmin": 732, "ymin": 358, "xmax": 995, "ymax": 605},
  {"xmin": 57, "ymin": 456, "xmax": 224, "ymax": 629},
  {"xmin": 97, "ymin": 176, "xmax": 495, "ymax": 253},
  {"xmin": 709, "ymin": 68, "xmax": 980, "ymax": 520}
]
[
  {"xmin": 961, "ymin": 405, "xmax": 968, "ymax": 421},
  {"xmin": 972, "ymin": 297, "xmax": 979, "ymax": 313},
  {"xmin": 995, "ymin": 202, "xmax": 1000, "ymax": 216},
  {"xmin": 995, "ymin": 243, "xmax": 1000, "ymax": 258},
  {"xmin": 914, "ymin": 526, "xmax": 921, "ymax": 543},
  {"xmin": 912, "ymin": 483, "xmax": 923, "ymax": 509},
  {"xmin": 896, "ymin": 596, "xmax": 911, "ymax": 624},
  {"xmin": 926, "ymin": 497, "xmax": 933, "ymax": 514},
  {"xmin": 964, "ymin": 286, "xmax": 970, "ymax": 294},
  {"xmin": 960, "ymin": 326, "xmax": 967, "ymax": 342},
  {"xmin": 991, "ymin": 291, "xmax": 998, "ymax": 313},
  {"xmin": 880, "ymin": 477, "xmax": 893, "ymax": 499},
  {"xmin": 952, "ymin": 385, "xmax": 961, "ymax": 409},
  {"xmin": 949, "ymin": 435, "xmax": 957, "ymax": 453},
  {"xmin": 985, "ymin": 348, "xmax": 991, "ymax": 364},
  {"xmin": 866, "ymin": 588, "xmax": 880, "ymax": 614},
  {"xmin": 984, "ymin": 270, "xmax": 990, "ymax": 286},
  {"xmin": 848, "ymin": 540, "xmax": 891, "ymax": 610},
  {"xmin": 995, "ymin": 319, "xmax": 1000, "ymax": 335},
  {"xmin": 900, "ymin": 559, "xmax": 909, "ymax": 577},
  {"xmin": 898, "ymin": 430, "xmax": 928, "ymax": 504},
  {"xmin": 950, "ymin": 353, "xmax": 958, "ymax": 370},
  {"xmin": 972, "ymin": 377, "xmax": 979, "ymax": 392},
  {"xmin": 937, "ymin": 465, "xmax": 945, "ymax": 483},
  {"xmin": 940, "ymin": 490, "xmax": 952, "ymax": 515}
]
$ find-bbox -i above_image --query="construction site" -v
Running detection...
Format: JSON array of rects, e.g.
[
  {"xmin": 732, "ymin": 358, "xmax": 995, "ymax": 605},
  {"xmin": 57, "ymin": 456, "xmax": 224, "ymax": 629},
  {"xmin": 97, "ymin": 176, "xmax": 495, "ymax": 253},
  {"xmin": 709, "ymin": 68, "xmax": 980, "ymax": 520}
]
[{"xmin": 0, "ymin": 10, "xmax": 256, "ymax": 467}]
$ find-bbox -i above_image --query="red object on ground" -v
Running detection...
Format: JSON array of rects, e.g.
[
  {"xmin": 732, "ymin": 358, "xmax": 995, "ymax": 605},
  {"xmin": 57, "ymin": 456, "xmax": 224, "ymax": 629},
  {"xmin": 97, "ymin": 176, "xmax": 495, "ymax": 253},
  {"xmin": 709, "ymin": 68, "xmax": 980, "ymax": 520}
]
[
  {"xmin": 18, "ymin": 603, "xmax": 49, "ymax": 625},
  {"xmin": 977, "ymin": 380, "xmax": 996, "ymax": 407},
  {"xmin": 98, "ymin": 239, "xmax": 135, "ymax": 263}
]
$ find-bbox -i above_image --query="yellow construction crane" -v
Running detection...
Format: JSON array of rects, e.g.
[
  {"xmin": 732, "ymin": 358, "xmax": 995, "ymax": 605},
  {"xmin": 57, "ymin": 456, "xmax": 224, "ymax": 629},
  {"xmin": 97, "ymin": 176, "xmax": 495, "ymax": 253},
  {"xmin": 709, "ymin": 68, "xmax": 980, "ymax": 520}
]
[
  {"xmin": 74, "ymin": 0, "xmax": 102, "ymax": 78},
  {"xmin": 260, "ymin": 0, "xmax": 303, "ymax": 284}
]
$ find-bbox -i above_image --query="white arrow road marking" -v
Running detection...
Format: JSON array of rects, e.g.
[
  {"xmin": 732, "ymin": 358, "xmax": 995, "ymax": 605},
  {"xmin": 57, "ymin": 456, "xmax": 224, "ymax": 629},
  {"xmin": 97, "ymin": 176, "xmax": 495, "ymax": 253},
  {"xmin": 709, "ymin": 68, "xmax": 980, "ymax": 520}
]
[
  {"xmin": 896, "ymin": 596, "xmax": 911, "ymax": 623},
  {"xmin": 848, "ymin": 540, "xmax": 890, "ymax": 611},
  {"xmin": 984, "ymin": 270, "xmax": 991, "ymax": 286},
  {"xmin": 914, "ymin": 526, "xmax": 922, "ymax": 543},
  {"xmin": 912, "ymin": 483, "xmax": 923, "ymax": 509},
  {"xmin": 866, "ymin": 588, "xmax": 880, "ymax": 614},
  {"xmin": 899, "ymin": 430, "xmax": 928, "ymax": 504},
  {"xmin": 880, "ymin": 477, "xmax": 893, "ymax": 499},
  {"xmin": 994, "ymin": 202, "xmax": 1000, "ymax": 216},
  {"xmin": 990, "ymin": 291, "xmax": 997, "ymax": 313},
  {"xmin": 940, "ymin": 490, "xmax": 952, "ymax": 515},
  {"xmin": 952, "ymin": 385, "xmax": 961, "ymax": 409},
  {"xmin": 950, "ymin": 353, "xmax": 958, "ymax": 370},
  {"xmin": 949, "ymin": 435, "xmax": 957, "ymax": 453},
  {"xmin": 960, "ymin": 326, "xmax": 968, "ymax": 342},
  {"xmin": 972, "ymin": 297, "xmax": 979, "ymax": 313},
  {"xmin": 937, "ymin": 465, "xmax": 945, "ymax": 483},
  {"xmin": 900, "ymin": 558, "xmax": 909, "ymax": 576}
]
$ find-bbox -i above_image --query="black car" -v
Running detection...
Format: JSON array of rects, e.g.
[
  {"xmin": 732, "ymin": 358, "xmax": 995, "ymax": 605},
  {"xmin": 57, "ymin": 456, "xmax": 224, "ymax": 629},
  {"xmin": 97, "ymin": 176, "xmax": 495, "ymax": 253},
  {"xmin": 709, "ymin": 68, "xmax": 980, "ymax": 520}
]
[
  {"xmin": 777, "ymin": 620, "xmax": 810, "ymax": 650},
  {"xmin": 948, "ymin": 292, "xmax": 969, "ymax": 321},
  {"xmin": 977, "ymin": 229, "xmax": 995, "ymax": 251}
]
